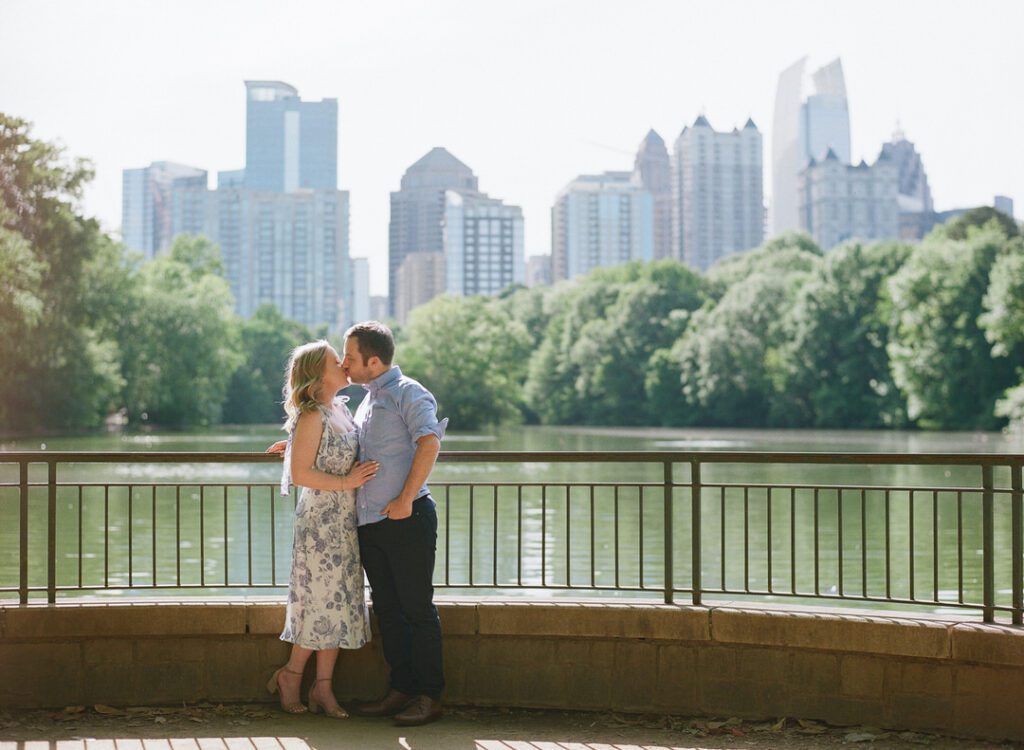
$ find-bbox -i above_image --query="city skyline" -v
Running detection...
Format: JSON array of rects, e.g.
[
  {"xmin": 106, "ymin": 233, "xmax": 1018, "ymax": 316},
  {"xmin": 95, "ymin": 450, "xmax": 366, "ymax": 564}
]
[
  {"xmin": 120, "ymin": 81, "xmax": 354, "ymax": 332},
  {"xmin": 2, "ymin": 0, "xmax": 1022, "ymax": 296}
]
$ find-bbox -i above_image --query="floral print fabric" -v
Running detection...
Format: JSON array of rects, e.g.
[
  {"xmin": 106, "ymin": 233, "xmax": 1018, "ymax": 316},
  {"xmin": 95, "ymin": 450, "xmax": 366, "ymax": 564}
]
[{"xmin": 280, "ymin": 400, "xmax": 370, "ymax": 650}]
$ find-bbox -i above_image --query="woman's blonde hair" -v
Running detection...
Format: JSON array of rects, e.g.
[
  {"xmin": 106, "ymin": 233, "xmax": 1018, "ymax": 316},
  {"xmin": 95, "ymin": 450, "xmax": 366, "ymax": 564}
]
[{"xmin": 283, "ymin": 339, "xmax": 331, "ymax": 432}]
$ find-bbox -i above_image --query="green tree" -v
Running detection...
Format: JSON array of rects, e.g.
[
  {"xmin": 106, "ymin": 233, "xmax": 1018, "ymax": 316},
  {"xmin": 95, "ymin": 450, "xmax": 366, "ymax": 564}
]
[
  {"xmin": 887, "ymin": 227, "xmax": 1018, "ymax": 429},
  {"xmin": 572, "ymin": 261, "xmax": 705, "ymax": 424},
  {"xmin": 222, "ymin": 305, "xmax": 314, "ymax": 424},
  {"xmin": 400, "ymin": 295, "xmax": 532, "ymax": 429},
  {"xmin": 524, "ymin": 260, "xmax": 705, "ymax": 425},
  {"xmin": 166, "ymin": 233, "xmax": 226, "ymax": 278},
  {"xmin": 524, "ymin": 273, "xmax": 623, "ymax": 424},
  {"xmin": 669, "ymin": 236, "xmax": 821, "ymax": 427},
  {"xmin": 117, "ymin": 236, "xmax": 241, "ymax": 428},
  {"xmin": 979, "ymin": 240, "xmax": 1024, "ymax": 357},
  {"xmin": 704, "ymin": 231, "xmax": 821, "ymax": 300},
  {"xmin": 0, "ymin": 113, "xmax": 123, "ymax": 432},
  {"xmin": 0, "ymin": 226, "xmax": 44, "ymax": 426},
  {"xmin": 979, "ymin": 241, "xmax": 1024, "ymax": 429},
  {"xmin": 785, "ymin": 241, "xmax": 913, "ymax": 427},
  {"xmin": 493, "ymin": 285, "xmax": 552, "ymax": 423},
  {"xmin": 935, "ymin": 206, "xmax": 1019, "ymax": 242}
]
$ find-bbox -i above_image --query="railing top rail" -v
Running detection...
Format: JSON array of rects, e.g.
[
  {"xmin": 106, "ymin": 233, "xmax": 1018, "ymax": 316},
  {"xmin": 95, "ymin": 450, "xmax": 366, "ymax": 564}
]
[{"xmin": 0, "ymin": 450, "xmax": 1022, "ymax": 466}]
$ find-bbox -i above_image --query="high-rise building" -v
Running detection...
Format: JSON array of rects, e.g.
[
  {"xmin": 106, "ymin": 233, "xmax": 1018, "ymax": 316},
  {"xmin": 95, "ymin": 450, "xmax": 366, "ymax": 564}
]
[
  {"xmin": 389, "ymin": 148, "xmax": 478, "ymax": 316},
  {"xmin": 122, "ymin": 162, "xmax": 207, "ymax": 259},
  {"xmin": 203, "ymin": 187, "xmax": 351, "ymax": 330},
  {"xmin": 127, "ymin": 80, "xmax": 356, "ymax": 333},
  {"xmin": 881, "ymin": 128, "xmax": 934, "ymax": 215},
  {"xmin": 672, "ymin": 115, "xmax": 764, "ymax": 272},
  {"xmin": 773, "ymin": 57, "xmax": 852, "ymax": 235},
  {"xmin": 551, "ymin": 172, "xmax": 653, "ymax": 282},
  {"xmin": 442, "ymin": 190, "xmax": 524, "ymax": 297},
  {"xmin": 633, "ymin": 129, "xmax": 673, "ymax": 260},
  {"xmin": 798, "ymin": 148, "xmax": 899, "ymax": 250},
  {"xmin": 526, "ymin": 254, "xmax": 552, "ymax": 287},
  {"xmin": 243, "ymin": 80, "xmax": 337, "ymax": 193},
  {"xmin": 350, "ymin": 258, "xmax": 370, "ymax": 323},
  {"xmin": 879, "ymin": 128, "xmax": 938, "ymax": 241},
  {"xmin": 218, "ymin": 170, "xmax": 245, "ymax": 189},
  {"xmin": 369, "ymin": 295, "xmax": 390, "ymax": 322},
  {"xmin": 994, "ymin": 195, "xmax": 1015, "ymax": 219},
  {"xmin": 394, "ymin": 251, "xmax": 445, "ymax": 324}
]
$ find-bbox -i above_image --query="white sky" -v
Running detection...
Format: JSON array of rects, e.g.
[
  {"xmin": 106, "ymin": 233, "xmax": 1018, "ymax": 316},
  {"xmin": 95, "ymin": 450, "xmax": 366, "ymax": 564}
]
[{"xmin": 2, "ymin": 0, "xmax": 1021, "ymax": 296}]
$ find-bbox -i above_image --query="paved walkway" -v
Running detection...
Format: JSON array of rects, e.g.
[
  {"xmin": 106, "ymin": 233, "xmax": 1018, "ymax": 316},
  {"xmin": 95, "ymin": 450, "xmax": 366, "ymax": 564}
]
[{"xmin": 0, "ymin": 704, "xmax": 1019, "ymax": 750}]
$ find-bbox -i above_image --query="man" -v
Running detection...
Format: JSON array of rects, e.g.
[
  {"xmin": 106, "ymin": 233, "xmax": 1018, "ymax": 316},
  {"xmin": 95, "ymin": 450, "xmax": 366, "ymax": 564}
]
[{"xmin": 341, "ymin": 321, "xmax": 447, "ymax": 727}]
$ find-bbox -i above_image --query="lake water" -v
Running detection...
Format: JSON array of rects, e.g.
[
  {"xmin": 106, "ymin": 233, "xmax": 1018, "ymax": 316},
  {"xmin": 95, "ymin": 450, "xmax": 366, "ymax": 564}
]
[{"xmin": 2, "ymin": 425, "xmax": 1022, "ymax": 615}]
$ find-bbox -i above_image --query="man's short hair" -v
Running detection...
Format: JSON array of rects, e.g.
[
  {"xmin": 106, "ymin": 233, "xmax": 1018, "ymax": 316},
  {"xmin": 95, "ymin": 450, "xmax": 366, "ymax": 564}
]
[{"xmin": 345, "ymin": 321, "xmax": 395, "ymax": 366}]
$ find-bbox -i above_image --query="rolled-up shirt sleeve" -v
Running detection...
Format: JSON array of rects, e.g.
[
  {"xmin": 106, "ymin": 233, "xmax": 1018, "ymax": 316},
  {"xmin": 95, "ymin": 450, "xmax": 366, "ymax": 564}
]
[{"xmin": 402, "ymin": 387, "xmax": 448, "ymax": 442}]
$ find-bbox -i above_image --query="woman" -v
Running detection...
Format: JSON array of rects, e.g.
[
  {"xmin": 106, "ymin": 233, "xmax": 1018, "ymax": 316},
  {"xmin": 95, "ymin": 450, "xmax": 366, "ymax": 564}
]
[{"xmin": 266, "ymin": 340, "xmax": 378, "ymax": 717}]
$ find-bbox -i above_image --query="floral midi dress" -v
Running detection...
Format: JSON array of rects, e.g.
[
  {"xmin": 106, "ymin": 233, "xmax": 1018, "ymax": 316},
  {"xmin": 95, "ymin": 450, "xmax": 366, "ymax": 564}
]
[{"xmin": 280, "ymin": 398, "xmax": 370, "ymax": 650}]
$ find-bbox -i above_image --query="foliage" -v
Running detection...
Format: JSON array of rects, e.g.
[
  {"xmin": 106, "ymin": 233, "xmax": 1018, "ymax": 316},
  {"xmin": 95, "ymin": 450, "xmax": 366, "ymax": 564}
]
[
  {"xmin": 0, "ymin": 113, "xmax": 122, "ymax": 431},
  {"xmin": 669, "ymin": 235, "xmax": 821, "ymax": 426},
  {"xmin": 979, "ymin": 241, "xmax": 1024, "ymax": 357},
  {"xmin": 524, "ymin": 260, "xmax": 706, "ymax": 424},
  {"xmin": 704, "ymin": 231, "xmax": 821, "ymax": 300},
  {"xmin": 399, "ymin": 295, "xmax": 532, "ymax": 429},
  {"xmin": 785, "ymin": 241, "xmax": 913, "ymax": 427},
  {"xmin": 222, "ymin": 305, "xmax": 314, "ymax": 425},
  {"xmin": 114, "ymin": 236, "xmax": 241, "ymax": 428},
  {"xmin": 934, "ymin": 206, "xmax": 1019, "ymax": 242},
  {"xmin": 0, "ymin": 226, "xmax": 44, "ymax": 425},
  {"xmin": 980, "ymin": 241, "xmax": 1024, "ymax": 430},
  {"xmin": 887, "ymin": 228, "xmax": 1018, "ymax": 430}
]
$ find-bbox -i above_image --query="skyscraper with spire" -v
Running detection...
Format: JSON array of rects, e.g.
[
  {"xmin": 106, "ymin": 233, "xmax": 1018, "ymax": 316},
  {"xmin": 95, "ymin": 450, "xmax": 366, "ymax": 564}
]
[
  {"xmin": 772, "ymin": 57, "xmax": 852, "ymax": 235},
  {"xmin": 880, "ymin": 126, "xmax": 934, "ymax": 215},
  {"xmin": 633, "ymin": 130, "xmax": 673, "ymax": 260},
  {"xmin": 672, "ymin": 115, "xmax": 764, "ymax": 271}
]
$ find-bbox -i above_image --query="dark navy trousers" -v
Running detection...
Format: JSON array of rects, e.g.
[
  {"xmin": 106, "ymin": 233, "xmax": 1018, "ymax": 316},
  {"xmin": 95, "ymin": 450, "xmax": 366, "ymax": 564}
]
[{"xmin": 357, "ymin": 495, "xmax": 444, "ymax": 699}]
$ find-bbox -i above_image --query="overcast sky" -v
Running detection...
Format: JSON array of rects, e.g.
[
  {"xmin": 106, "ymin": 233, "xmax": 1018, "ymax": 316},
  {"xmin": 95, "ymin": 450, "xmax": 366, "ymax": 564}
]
[{"xmin": 2, "ymin": 0, "xmax": 1021, "ymax": 295}]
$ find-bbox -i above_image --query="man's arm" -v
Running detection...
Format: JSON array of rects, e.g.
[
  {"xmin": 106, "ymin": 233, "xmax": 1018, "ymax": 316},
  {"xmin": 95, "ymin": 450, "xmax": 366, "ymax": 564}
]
[{"xmin": 380, "ymin": 434, "xmax": 440, "ymax": 520}]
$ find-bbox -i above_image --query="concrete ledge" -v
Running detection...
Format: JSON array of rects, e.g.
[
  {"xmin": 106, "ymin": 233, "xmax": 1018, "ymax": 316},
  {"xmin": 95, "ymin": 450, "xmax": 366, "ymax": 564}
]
[
  {"xmin": 477, "ymin": 601, "xmax": 711, "ymax": 641},
  {"xmin": 3, "ymin": 601, "xmax": 248, "ymax": 638},
  {"xmin": 244, "ymin": 603, "xmax": 288, "ymax": 635},
  {"xmin": 438, "ymin": 600, "xmax": 479, "ymax": 635},
  {"xmin": 711, "ymin": 606, "xmax": 952, "ymax": 659},
  {"xmin": 951, "ymin": 622, "xmax": 1024, "ymax": 666},
  {"xmin": 2, "ymin": 599, "xmax": 1023, "ymax": 741}
]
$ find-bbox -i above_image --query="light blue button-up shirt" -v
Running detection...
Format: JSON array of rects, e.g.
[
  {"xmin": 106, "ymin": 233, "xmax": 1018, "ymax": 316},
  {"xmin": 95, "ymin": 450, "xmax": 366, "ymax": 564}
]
[{"xmin": 353, "ymin": 366, "xmax": 448, "ymax": 527}]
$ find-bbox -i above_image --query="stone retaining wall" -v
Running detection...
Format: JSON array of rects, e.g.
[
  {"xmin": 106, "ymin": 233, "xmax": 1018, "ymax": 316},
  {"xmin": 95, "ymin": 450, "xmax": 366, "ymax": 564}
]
[{"xmin": 1, "ymin": 600, "xmax": 1021, "ymax": 740}]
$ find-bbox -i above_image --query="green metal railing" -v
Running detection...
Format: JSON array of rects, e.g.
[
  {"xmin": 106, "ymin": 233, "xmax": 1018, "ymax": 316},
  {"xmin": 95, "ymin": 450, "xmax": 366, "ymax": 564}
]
[{"xmin": 1, "ymin": 451, "xmax": 1021, "ymax": 623}]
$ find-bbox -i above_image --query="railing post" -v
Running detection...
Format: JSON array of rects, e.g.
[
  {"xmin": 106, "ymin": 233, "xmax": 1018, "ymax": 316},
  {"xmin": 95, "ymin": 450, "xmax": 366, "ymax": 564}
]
[
  {"xmin": 982, "ymin": 464, "xmax": 994, "ymax": 623},
  {"xmin": 1012, "ymin": 462, "xmax": 1022, "ymax": 626},
  {"xmin": 691, "ymin": 459, "xmax": 702, "ymax": 606},
  {"xmin": 19, "ymin": 460, "xmax": 29, "ymax": 605},
  {"xmin": 663, "ymin": 460, "xmax": 674, "ymax": 604},
  {"xmin": 48, "ymin": 461, "xmax": 57, "ymax": 604}
]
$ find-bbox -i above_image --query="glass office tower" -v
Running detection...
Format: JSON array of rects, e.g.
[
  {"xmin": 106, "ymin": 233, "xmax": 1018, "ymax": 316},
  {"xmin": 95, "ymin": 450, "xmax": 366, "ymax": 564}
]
[{"xmin": 244, "ymin": 80, "xmax": 337, "ymax": 193}]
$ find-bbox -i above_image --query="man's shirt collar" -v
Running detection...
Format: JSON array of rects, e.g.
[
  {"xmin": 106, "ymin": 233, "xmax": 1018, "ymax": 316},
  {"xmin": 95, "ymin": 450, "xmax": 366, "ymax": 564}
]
[{"xmin": 365, "ymin": 365, "xmax": 401, "ymax": 395}]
